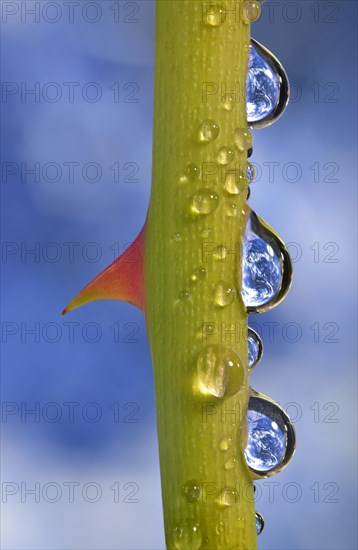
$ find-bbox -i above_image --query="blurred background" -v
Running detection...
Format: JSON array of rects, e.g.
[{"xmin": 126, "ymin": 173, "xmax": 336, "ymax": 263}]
[{"xmin": 1, "ymin": 1, "xmax": 357, "ymax": 549}]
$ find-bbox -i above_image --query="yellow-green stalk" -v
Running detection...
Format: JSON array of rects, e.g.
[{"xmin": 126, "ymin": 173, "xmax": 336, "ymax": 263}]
[{"xmin": 145, "ymin": 2, "xmax": 256, "ymax": 548}]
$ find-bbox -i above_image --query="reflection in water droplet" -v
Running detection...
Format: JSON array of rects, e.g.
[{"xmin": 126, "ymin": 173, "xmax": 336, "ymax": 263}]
[
  {"xmin": 197, "ymin": 345, "xmax": 245, "ymax": 398},
  {"xmin": 204, "ymin": 3, "xmax": 225, "ymax": 26},
  {"xmin": 182, "ymin": 480, "xmax": 201, "ymax": 503},
  {"xmin": 248, "ymin": 327, "xmax": 263, "ymax": 369},
  {"xmin": 247, "ymin": 163, "xmax": 255, "ymax": 183},
  {"xmin": 173, "ymin": 519, "xmax": 202, "ymax": 550},
  {"xmin": 199, "ymin": 119, "xmax": 220, "ymax": 142},
  {"xmin": 217, "ymin": 147, "xmax": 234, "ymax": 165},
  {"xmin": 255, "ymin": 512, "xmax": 265, "ymax": 535},
  {"xmin": 242, "ymin": 1, "xmax": 261, "ymax": 23},
  {"xmin": 185, "ymin": 163, "xmax": 201, "ymax": 181},
  {"xmin": 192, "ymin": 189, "xmax": 219, "ymax": 214},
  {"xmin": 179, "ymin": 290, "xmax": 190, "ymax": 302},
  {"xmin": 234, "ymin": 128, "xmax": 252, "ymax": 152},
  {"xmin": 247, "ymin": 39, "xmax": 289, "ymax": 128},
  {"xmin": 215, "ymin": 281, "xmax": 236, "ymax": 307},
  {"xmin": 244, "ymin": 392, "xmax": 296, "ymax": 476},
  {"xmin": 246, "ymin": 412, "xmax": 285, "ymax": 471},
  {"xmin": 241, "ymin": 210, "xmax": 292, "ymax": 313}
]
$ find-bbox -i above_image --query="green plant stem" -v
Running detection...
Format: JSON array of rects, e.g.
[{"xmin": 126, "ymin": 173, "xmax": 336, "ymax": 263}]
[{"xmin": 145, "ymin": 2, "xmax": 256, "ymax": 548}]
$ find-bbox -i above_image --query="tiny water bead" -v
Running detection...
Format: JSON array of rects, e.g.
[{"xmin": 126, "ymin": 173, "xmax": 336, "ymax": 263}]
[
  {"xmin": 172, "ymin": 519, "xmax": 202, "ymax": 550},
  {"xmin": 199, "ymin": 119, "xmax": 220, "ymax": 142},
  {"xmin": 182, "ymin": 480, "xmax": 201, "ymax": 503},
  {"xmin": 219, "ymin": 435, "xmax": 233, "ymax": 451},
  {"xmin": 192, "ymin": 189, "xmax": 219, "ymax": 215},
  {"xmin": 197, "ymin": 345, "xmax": 245, "ymax": 398},
  {"xmin": 204, "ymin": 3, "xmax": 225, "ymax": 26},
  {"xmin": 201, "ymin": 226, "xmax": 212, "ymax": 238},
  {"xmin": 215, "ymin": 281, "xmax": 236, "ymax": 307},
  {"xmin": 191, "ymin": 266, "xmax": 207, "ymax": 282},
  {"xmin": 242, "ymin": 1, "xmax": 261, "ymax": 24},
  {"xmin": 172, "ymin": 232, "xmax": 182, "ymax": 242},
  {"xmin": 225, "ymin": 200, "xmax": 238, "ymax": 217},
  {"xmin": 219, "ymin": 486, "xmax": 239, "ymax": 507},
  {"xmin": 215, "ymin": 522, "xmax": 224, "ymax": 537},
  {"xmin": 185, "ymin": 163, "xmax": 201, "ymax": 181},
  {"xmin": 224, "ymin": 456, "xmax": 239, "ymax": 470},
  {"xmin": 255, "ymin": 512, "xmax": 265, "ymax": 535},
  {"xmin": 234, "ymin": 128, "xmax": 252, "ymax": 152},
  {"xmin": 178, "ymin": 290, "xmax": 191, "ymax": 302},
  {"xmin": 214, "ymin": 244, "xmax": 228, "ymax": 261},
  {"xmin": 217, "ymin": 146, "xmax": 234, "ymax": 165},
  {"xmin": 223, "ymin": 93, "xmax": 236, "ymax": 111},
  {"xmin": 248, "ymin": 327, "xmax": 263, "ymax": 369},
  {"xmin": 244, "ymin": 392, "xmax": 296, "ymax": 477},
  {"xmin": 241, "ymin": 209, "xmax": 292, "ymax": 313},
  {"xmin": 247, "ymin": 39, "xmax": 289, "ymax": 128}
]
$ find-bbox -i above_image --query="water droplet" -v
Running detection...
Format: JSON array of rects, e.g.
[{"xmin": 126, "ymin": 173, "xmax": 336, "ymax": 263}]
[
  {"xmin": 246, "ymin": 163, "xmax": 255, "ymax": 183},
  {"xmin": 248, "ymin": 327, "xmax": 263, "ymax": 369},
  {"xmin": 219, "ymin": 486, "xmax": 239, "ymax": 506},
  {"xmin": 202, "ymin": 226, "xmax": 212, "ymax": 238},
  {"xmin": 172, "ymin": 233, "xmax": 182, "ymax": 242},
  {"xmin": 242, "ymin": 1, "xmax": 261, "ymax": 24},
  {"xmin": 234, "ymin": 128, "xmax": 252, "ymax": 152},
  {"xmin": 223, "ymin": 94, "xmax": 236, "ymax": 111},
  {"xmin": 224, "ymin": 170, "xmax": 247, "ymax": 195},
  {"xmin": 199, "ymin": 119, "xmax": 220, "ymax": 142},
  {"xmin": 185, "ymin": 163, "xmax": 201, "ymax": 182},
  {"xmin": 247, "ymin": 39, "xmax": 289, "ymax": 128},
  {"xmin": 179, "ymin": 290, "xmax": 190, "ymax": 302},
  {"xmin": 255, "ymin": 512, "xmax": 265, "ymax": 535},
  {"xmin": 217, "ymin": 147, "xmax": 234, "ymax": 165},
  {"xmin": 224, "ymin": 456, "xmax": 239, "ymax": 470},
  {"xmin": 197, "ymin": 345, "xmax": 245, "ymax": 398},
  {"xmin": 182, "ymin": 480, "xmax": 201, "ymax": 503},
  {"xmin": 215, "ymin": 521, "xmax": 224, "ymax": 536},
  {"xmin": 244, "ymin": 391, "xmax": 296, "ymax": 477},
  {"xmin": 241, "ymin": 209, "xmax": 293, "ymax": 313},
  {"xmin": 191, "ymin": 266, "xmax": 207, "ymax": 282},
  {"xmin": 214, "ymin": 244, "xmax": 227, "ymax": 261},
  {"xmin": 225, "ymin": 201, "xmax": 238, "ymax": 217},
  {"xmin": 219, "ymin": 436, "xmax": 233, "ymax": 451},
  {"xmin": 192, "ymin": 189, "xmax": 219, "ymax": 214},
  {"xmin": 215, "ymin": 281, "xmax": 236, "ymax": 307},
  {"xmin": 204, "ymin": 3, "xmax": 225, "ymax": 26},
  {"xmin": 173, "ymin": 519, "xmax": 202, "ymax": 550}
]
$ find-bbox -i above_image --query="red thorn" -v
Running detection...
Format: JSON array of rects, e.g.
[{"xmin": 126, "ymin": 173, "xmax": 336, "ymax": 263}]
[{"xmin": 62, "ymin": 224, "xmax": 145, "ymax": 315}]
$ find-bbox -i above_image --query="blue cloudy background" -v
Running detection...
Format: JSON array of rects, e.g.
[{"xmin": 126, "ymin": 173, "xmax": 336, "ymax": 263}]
[{"xmin": 1, "ymin": 1, "xmax": 357, "ymax": 549}]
